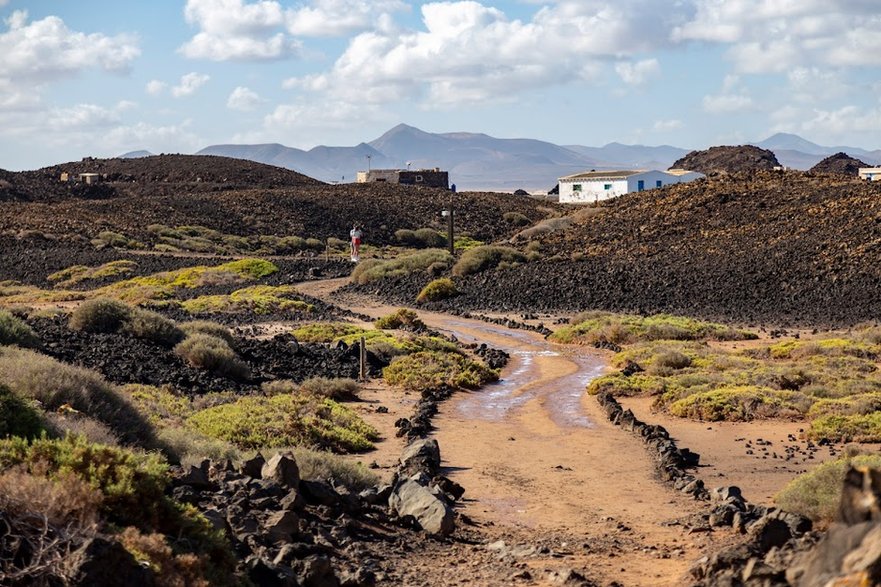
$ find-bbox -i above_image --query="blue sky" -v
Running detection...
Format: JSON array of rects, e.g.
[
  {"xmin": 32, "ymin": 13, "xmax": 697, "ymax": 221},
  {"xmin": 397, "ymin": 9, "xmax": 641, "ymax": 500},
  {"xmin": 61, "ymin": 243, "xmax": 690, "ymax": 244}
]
[{"xmin": 1, "ymin": 0, "xmax": 880, "ymax": 170}]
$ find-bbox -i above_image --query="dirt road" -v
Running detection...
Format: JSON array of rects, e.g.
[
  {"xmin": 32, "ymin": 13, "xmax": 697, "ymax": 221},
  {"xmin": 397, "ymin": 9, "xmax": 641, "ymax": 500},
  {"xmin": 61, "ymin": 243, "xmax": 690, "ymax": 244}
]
[{"xmin": 297, "ymin": 279, "xmax": 722, "ymax": 585}]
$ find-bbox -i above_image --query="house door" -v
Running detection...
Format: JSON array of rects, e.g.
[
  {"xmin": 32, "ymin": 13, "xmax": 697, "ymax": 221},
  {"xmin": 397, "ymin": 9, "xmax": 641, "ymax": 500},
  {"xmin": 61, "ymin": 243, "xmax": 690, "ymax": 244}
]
[{"xmin": 637, "ymin": 180, "xmax": 644, "ymax": 192}]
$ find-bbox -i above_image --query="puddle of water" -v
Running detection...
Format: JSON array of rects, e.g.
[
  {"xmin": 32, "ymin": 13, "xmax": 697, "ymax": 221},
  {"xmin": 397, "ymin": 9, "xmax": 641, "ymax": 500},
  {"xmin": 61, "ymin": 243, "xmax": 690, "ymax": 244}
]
[{"xmin": 437, "ymin": 319, "xmax": 605, "ymax": 428}]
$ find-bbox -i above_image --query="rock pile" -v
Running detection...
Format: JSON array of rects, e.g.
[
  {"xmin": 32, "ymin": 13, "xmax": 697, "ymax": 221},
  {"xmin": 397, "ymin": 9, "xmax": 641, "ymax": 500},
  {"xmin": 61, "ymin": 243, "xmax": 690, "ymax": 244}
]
[
  {"xmin": 670, "ymin": 145, "xmax": 780, "ymax": 175},
  {"xmin": 809, "ymin": 152, "xmax": 868, "ymax": 176}
]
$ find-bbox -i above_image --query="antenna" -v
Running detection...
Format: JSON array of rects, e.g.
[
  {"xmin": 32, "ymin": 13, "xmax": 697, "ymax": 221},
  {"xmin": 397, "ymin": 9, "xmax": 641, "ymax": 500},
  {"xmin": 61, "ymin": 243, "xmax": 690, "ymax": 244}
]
[{"xmin": 366, "ymin": 154, "xmax": 372, "ymax": 172}]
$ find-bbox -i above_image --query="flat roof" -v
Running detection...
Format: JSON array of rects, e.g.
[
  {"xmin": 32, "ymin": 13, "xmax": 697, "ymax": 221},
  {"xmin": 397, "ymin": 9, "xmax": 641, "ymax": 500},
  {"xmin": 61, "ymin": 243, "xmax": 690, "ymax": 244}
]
[{"xmin": 560, "ymin": 170, "xmax": 644, "ymax": 180}]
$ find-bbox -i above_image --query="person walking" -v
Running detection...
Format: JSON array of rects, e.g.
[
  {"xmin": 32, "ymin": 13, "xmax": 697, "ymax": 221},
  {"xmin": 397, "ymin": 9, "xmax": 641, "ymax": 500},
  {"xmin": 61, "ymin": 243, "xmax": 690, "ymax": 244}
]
[{"xmin": 350, "ymin": 223, "xmax": 363, "ymax": 262}]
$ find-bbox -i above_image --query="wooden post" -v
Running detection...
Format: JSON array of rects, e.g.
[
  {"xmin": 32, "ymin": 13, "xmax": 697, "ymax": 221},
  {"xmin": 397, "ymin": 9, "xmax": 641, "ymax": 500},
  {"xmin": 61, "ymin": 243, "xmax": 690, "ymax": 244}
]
[
  {"xmin": 359, "ymin": 336, "xmax": 367, "ymax": 381},
  {"xmin": 325, "ymin": 239, "xmax": 330, "ymax": 263}
]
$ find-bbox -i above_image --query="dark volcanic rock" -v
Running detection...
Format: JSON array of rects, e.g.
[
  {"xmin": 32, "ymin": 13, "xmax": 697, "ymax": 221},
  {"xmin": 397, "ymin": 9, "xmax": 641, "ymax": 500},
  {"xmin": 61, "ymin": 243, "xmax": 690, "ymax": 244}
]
[
  {"xmin": 809, "ymin": 152, "xmax": 868, "ymax": 176},
  {"xmin": 671, "ymin": 145, "xmax": 780, "ymax": 174}
]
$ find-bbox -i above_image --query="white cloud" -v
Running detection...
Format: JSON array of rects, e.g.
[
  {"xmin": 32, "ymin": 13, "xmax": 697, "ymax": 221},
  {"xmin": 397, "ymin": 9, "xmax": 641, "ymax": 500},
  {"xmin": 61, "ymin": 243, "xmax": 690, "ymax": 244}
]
[
  {"xmin": 653, "ymin": 119, "xmax": 683, "ymax": 132},
  {"xmin": 180, "ymin": 0, "xmax": 300, "ymax": 61},
  {"xmin": 702, "ymin": 93, "xmax": 753, "ymax": 113},
  {"xmin": 171, "ymin": 72, "xmax": 210, "ymax": 98},
  {"xmin": 615, "ymin": 58, "xmax": 660, "ymax": 86},
  {"xmin": 282, "ymin": 0, "xmax": 684, "ymax": 110},
  {"xmin": 227, "ymin": 86, "xmax": 262, "ymax": 111},
  {"xmin": 702, "ymin": 75, "xmax": 753, "ymax": 113},
  {"xmin": 0, "ymin": 10, "xmax": 139, "ymax": 81},
  {"xmin": 287, "ymin": 0, "xmax": 407, "ymax": 37},
  {"xmin": 146, "ymin": 80, "xmax": 167, "ymax": 96},
  {"xmin": 673, "ymin": 1, "xmax": 881, "ymax": 72}
]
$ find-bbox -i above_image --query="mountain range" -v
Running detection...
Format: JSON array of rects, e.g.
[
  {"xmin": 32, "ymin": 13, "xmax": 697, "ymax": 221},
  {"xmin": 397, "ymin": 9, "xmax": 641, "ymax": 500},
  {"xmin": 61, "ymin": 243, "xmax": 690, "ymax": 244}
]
[{"xmin": 121, "ymin": 124, "xmax": 881, "ymax": 191}]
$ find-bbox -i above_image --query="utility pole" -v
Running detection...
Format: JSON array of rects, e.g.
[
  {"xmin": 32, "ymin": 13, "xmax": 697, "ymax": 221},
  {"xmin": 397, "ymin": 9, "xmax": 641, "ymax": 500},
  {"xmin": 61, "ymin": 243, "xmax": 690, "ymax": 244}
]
[
  {"xmin": 366, "ymin": 154, "xmax": 372, "ymax": 172},
  {"xmin": 446, "ymin": 191, "xmax": 454, "ymax": 256}
]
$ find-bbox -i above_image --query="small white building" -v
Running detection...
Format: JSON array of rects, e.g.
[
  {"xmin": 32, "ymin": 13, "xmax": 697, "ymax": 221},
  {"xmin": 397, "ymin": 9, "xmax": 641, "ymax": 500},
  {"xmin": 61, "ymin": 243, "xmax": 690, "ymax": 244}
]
[
  {"xmin": 557, "ymin": 169, "xmax": 704, "ymax": 204},
  {"xmin": 859, "ymin": 168, "xmax": 881, "ymax": 182}
]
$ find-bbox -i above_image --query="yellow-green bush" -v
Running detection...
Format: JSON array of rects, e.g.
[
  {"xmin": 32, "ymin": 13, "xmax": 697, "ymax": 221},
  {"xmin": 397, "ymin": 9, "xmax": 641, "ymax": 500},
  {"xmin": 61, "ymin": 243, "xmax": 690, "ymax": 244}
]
[
  {"xmin": 374, "ymin": 308, "xmax": 425, "ymax": 330},
  {"xmin": 808, "ymin": 413, "xmax": 881, "ymax": 442},
  {"xmin": 96, "ymin": 259, "xmax": 278, "ymax": 304},
  {"xmin": 383, "ymin": 350, "xmax": 497, "ymax": 391},
  {"xmin": 452, "ymin": 245, "xmax": 527, "ymax": 277},
  {"xmin": 187, "ymin": 394, "xmax": 378, "ymax": 452},
  {"xmin": 417, "ymin": 278, "xmax": 458, "ymax": 303},
  {"xmin": 123, "ymin": 308, "xmax": 184, "ymax": 346},
  {"xmin": 0, "ymin": 310, "xmax": 39, "ymax": 348},
  {"xmin": 552, "ymin": 311, "xmax": 756, "ymax": 345},
  {"xmin": 766, "ymin": 338, "xmax": 879, "ymax": 360},
  {"xmin": 668, "ymin": 386, "xmax": 810, "ymax": 421},
  {"xmin": 286, "ymin": 446, "xmax": 378, "ymax": 492},
  {"xmin": 292, "ymin": 322, "xmax": 368, "ymax": 343},
  {"xmin": 775, "ymin": 453, "xmax": 881, "ymax": 522},
  {"xmin": 48, "ymin": 260, "xmax": 138, "ymax": 288},
  {"xmin": 587, "ymin": 373, "xmax": 669, "ymax": 397},
  {"xmin": 351, "ymin": 249, "xmax": 452, "ymax": 284},
  {"xmin": 181, "ymin": 285, "xmax": 312, "ymax": 315}
]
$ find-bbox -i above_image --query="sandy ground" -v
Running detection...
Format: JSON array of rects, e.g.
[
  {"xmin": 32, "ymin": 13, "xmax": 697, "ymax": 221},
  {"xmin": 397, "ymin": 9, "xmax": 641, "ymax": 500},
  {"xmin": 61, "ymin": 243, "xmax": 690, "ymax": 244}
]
[{"xmin": 297, "ymin": 279, "xmax": 750, "ymax": 586}]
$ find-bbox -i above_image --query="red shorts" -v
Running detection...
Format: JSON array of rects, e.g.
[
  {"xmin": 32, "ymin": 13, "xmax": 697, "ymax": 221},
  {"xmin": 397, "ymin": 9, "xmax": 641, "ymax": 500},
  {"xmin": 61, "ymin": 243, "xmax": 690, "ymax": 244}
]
[{"xmin": 352, "ymin": 238, "xmax": 361, "ymax": 246}]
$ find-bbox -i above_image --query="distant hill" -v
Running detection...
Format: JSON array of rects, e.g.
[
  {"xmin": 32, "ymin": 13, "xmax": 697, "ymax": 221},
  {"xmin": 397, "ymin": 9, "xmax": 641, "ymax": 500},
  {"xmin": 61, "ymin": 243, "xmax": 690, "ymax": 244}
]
[
  {"xmin": 671, "ymin": 145, "xmax": 780, "ymax": 175},
  {"xmin": 116, "ymin": 125, "xmax": 881, "ymax": 191},
  {"xmin": 118, "ymin": 150, "xmax": 154, "ymax": 159}
]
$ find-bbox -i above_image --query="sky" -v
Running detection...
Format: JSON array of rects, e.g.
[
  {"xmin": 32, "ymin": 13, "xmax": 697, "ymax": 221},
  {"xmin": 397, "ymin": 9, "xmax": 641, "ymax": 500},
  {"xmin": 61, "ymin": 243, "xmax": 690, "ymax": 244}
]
[{"xmin": 1, "ymin": 0, "xmax": 880, "ymax": 170}]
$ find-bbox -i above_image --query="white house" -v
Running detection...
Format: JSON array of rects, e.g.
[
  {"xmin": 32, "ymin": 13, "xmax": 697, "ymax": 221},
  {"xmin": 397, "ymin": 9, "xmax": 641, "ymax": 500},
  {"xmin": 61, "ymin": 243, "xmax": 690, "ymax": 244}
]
[
  {"xmin": 557, "ymin": 169, "xmax": 704, "ymax": 204},
  {"xmin": 859, "ymin": 168, "xmax": 881, "ymax": 182}
]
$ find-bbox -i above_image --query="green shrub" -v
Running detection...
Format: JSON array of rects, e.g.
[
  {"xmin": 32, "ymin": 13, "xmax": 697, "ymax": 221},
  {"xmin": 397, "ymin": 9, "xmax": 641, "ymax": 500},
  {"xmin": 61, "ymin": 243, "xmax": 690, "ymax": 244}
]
[
  {"xmin": 188, "ymin": 394, "xmax": 378, "ymax": 452},
  {"xmin": 298, "ymin": 377, "xmax": 360, "ymax": 401},
  {"xmin": 414, "ymin": 228, "xmax": 447, "ymax": 248},
  {"xmin": 291, "ymin": 322, "xmax": 367, "ymax": 343},
  {"xmin": 0, "ymin": 434, "xmax": 169, "ymax": 528},
  {"xmin": 775, "ymin": 453, "xmax": 881, "ymax": 522},
  {"xmin": 417, "ymin": 278, "xmax": 458, "ymax": 303},
  {"xmin": 0, "ymin": 310, "xmax": 39, "ymax": 348},
  {"xmin": 327, "ymin": 237, "xmax": 347, "ymax": 250},
  {"xmin": 42, "ymin": 412, "xmax": 120, "ymax": 445},
  {"xmin": 395, "ymin": 229, "xmax": 417, "ymax": 246},
  {"xmin": 0, "ymin": 384, "xmax": 44, "ymax": 439},
  {"xmin": 180, "ymin": 320, "xmax": 236, "ymax": 347},
  {"xmin": 551, "ymin": 312, "xmax": 756, "ymax": 345},
  {"xmin": 652, "ymin": 350, "xmax": 693, "ymax": 371},
  {"xmin": 173, "ymin": 334, "xmax": 249, "ymax": 380},
  {"xmin": 69, "ymin": 298, "xmax": 133, "ymax": 333},
  {"xmin": 0, "ymin": 347, "xmax": 156, "ymax": 447},
  {"xmin": 503, "ymin": 212, "xmax": 530, "ymax": 226},
  {"xmin": 374, "ymin": 308, "xmax": 425, "ymax": 331},
  {"xmin": 384, "ymin": 350, "xmax": 497, "ymax": 391},
  {"xmin": 181, "ymin": 285, "xmax": 312, "ymax": 315},
  {"xmin": 351, "ymin": 249, "xmax": 452, "ymax": 284},
  {"xmin": 668, "ymin": 386, "xmax": 809, "ymax": 421},
  {"xmin": 48, "ymin": 260, "xmax": 138, "ymax": 288},
  {"xmin": 452, "ymin": 245, "xmax": 527, "ymax": 277},
  {"xmin": 91, "ymin": 231, "xmax": 144, "ymax": 250},
  {"xmin": 586, "ymin": 373, "xmax": 669, "ymax": 397},
  {"xmin": 124, "ymin": 308, "xmax": 184, "ymax": 346},
  {"xmin": 809, "ymin": 413, "xmax": 881, "ymax": 442}
]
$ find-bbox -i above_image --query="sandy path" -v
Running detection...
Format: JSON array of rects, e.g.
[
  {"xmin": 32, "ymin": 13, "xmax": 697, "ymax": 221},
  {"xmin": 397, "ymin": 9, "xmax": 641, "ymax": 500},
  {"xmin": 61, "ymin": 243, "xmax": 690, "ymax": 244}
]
[{"xmin": 296, "ymin": 278, "xmax": 725, "ymax": 586}]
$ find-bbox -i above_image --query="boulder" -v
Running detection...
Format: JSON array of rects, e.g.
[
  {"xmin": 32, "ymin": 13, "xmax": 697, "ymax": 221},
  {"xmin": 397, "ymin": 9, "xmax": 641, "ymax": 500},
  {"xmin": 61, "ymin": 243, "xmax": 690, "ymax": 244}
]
[
  {"xmin": 241, "ymin": 453, "xmax": 266, "ymax": 478},
  {"xmin": 265, "ymin": 510, "xmax": 300, "ymax": 543},
  {"xmin": 262, "ymin": 452, "xmax": 300, "ymax": 489},
  {"xmin": 390, "ymin": 479, "xmax": 455, "ymax": 535},
  {"xmin": 399, "ymin": 438, "xmax": 441, "ymax": 476},
  {"xmin": 71, "ymin": 537, "xmax": 156, "ymax": 587}
]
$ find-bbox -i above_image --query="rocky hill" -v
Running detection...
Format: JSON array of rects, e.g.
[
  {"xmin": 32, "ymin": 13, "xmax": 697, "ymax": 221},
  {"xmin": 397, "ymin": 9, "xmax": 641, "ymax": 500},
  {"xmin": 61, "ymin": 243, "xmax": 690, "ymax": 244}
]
[
  {"xmin": 392, "ymin": 171, "xmax": 881, "ymax": 326},
  {"xmin": 671, "ymin": 145, "xmax": 780, "ymax": 175},
  {"xmin": 809, "ymin": 152, "xmax": 868, "ymax": 176},
  {"xmin": 0, "ymin": 155, "xmax": 555, "ymax": 246}
]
